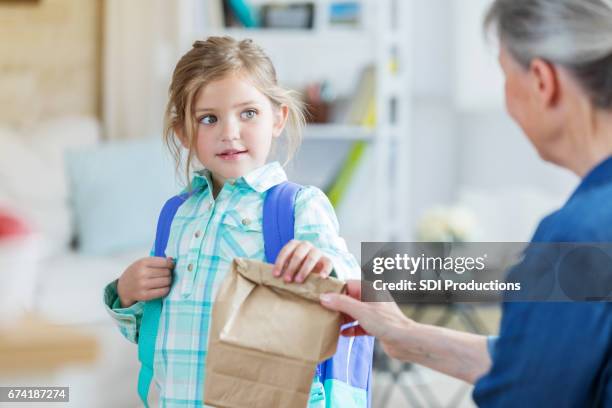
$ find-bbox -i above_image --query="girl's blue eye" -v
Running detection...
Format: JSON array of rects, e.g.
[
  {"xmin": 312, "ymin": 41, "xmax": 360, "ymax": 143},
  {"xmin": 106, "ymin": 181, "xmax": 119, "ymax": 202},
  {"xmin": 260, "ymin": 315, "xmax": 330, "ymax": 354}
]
[
  {"xmin": 241, "ymin": 109, "xmax": 257, "ymax": 120},
  {"xmin": 200, "ymin": 115, "xmax": 217, "ymax": 125}
]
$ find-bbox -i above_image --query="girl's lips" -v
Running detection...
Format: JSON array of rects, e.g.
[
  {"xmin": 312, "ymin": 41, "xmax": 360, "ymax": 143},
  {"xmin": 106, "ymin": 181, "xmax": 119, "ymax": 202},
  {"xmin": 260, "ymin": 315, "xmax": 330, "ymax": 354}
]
[{"xmin": 217, "ymin": 149, "xmax": 248, "ymax": 160}]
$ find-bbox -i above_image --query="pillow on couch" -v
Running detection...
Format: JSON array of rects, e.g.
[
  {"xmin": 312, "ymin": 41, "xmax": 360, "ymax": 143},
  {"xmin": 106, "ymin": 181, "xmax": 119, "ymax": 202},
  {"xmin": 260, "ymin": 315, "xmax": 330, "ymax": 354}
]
[
  {"xmin": 0, "ymin": 116, "xmax": 100, "ymax": 257},
  {"xmin": 66, "ymin": 138, "xmax": 181, "ymax": 255}
]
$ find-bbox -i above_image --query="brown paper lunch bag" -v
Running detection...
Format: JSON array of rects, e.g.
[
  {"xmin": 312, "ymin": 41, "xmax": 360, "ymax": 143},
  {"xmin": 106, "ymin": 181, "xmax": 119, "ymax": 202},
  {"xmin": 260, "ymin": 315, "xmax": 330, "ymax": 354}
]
[{"xmin": 204, "ymin": 258, "xmax": 346, "ymax": 408}]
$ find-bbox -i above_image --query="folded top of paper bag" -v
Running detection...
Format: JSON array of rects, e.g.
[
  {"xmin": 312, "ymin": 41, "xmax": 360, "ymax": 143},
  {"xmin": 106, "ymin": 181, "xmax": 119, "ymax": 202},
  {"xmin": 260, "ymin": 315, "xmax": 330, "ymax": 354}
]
[{"xmin": 233, "ymin": 258, "xmax": 346, "ymax": 301}]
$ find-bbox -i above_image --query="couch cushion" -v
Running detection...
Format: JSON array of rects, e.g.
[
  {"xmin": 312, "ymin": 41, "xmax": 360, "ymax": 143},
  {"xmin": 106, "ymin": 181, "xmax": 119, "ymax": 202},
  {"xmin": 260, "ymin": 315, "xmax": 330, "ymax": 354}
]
[
  {"xmin": 66, "ymin": 138, "xmax": 180, "ymax": 255},
  {"xmin": 0, "ymin": 117, "xmax": 99, "ymax": 257}
]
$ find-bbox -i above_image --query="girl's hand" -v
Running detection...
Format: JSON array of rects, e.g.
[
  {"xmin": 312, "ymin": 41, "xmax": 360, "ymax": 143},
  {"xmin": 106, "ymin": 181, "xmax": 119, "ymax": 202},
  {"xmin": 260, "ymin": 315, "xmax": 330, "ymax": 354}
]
[
  {"xmin": 272, "ymin": 240, "xmax": 333, "ymax": 283},
  {"xmin": 117, "ymin": 257, "xmax": 174, "ymax": 308}
]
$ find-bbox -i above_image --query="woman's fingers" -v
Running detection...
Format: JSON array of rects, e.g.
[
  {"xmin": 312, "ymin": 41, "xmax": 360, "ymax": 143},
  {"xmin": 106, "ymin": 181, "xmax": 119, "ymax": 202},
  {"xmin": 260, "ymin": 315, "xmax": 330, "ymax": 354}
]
[
  {"xmin": 320, "ymin": 291, "xmax": 365, "ymax": 318},
  {"xmin": 321, "ymin": 281, "xmax": 411, "ymax": 343}
]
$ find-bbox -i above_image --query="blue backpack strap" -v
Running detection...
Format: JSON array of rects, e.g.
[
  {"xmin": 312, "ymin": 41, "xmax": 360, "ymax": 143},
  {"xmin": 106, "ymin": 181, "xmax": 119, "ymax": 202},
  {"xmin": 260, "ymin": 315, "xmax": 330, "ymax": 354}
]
[
  {"xmin": 263, "ymin": 182, "xmax": 373, "ymax": 408},
  {"xmin": 263, "ymin": 181, "xmax": 303, "ymax": 263},
  {"xmin": 138, "ymin": 193, "xmax": 189, "ymax": 408}
]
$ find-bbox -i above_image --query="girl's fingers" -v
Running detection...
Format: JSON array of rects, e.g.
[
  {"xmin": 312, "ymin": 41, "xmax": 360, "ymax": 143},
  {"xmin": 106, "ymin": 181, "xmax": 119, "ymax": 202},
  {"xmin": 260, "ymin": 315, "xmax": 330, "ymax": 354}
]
[
  {"xmin": 145, "ymin": 286, "xmax": 171, "ymax": 300},
  {"xmin": 313, "ymin": 257, "xmax": 333, "ymax": 278},
  {"xmin": 294, "ymin": 249, "xmax": 321, "ymax": 283},
  {"xmin": 146, "ymin": 276, "xmax": 172, "ymax": 289},
  {"xmin": 283, "ymin": 242, "xmax": 312, "ymax": 282},
  {"xmin": 273, "ymin": 240, "xmax": 300, "ymax": 277},
  {"xmin": 146, "ymin": 267, "xmax": 172, "ymax": 279},
  {"xmin": 146, "ymin": 256, "xmax": 175, "ymax": 269}
]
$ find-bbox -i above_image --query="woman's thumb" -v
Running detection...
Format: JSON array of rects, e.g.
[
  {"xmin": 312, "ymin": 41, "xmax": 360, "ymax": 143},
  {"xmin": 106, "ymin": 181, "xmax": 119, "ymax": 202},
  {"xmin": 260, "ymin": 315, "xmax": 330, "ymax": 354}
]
[{"xmin": 320, "ymin": 292, "xmax": 364, "ymax": 320}]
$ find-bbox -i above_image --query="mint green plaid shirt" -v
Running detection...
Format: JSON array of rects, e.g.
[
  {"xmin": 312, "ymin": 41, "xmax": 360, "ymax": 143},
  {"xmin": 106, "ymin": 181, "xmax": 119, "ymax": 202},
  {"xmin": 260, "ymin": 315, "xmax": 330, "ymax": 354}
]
[{"xmin": 104, "ymin": 162, "xmax": 359, "ymax": 407}]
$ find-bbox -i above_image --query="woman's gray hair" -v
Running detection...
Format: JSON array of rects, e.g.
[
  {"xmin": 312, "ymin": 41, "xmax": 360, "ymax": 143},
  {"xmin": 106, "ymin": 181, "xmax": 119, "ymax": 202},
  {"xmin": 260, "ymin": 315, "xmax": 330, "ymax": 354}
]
[{"xmin": 485, "ymin": 0, "xmax": 612, "ymax": 108}]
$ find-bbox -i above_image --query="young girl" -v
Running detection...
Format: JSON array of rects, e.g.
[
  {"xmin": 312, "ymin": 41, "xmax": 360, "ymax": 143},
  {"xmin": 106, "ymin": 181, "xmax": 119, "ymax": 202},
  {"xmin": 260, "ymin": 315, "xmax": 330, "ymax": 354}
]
[{"xmin": 103, "ymin": 36, "xmax": 360, "ymax": 407}]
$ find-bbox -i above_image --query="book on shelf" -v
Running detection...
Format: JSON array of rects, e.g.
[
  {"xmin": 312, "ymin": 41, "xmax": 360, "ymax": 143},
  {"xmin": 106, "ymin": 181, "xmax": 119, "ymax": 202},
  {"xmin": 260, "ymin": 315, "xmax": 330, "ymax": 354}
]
[
  {"xmin": 223, "ymin": 0, "xmax": 259, "ymax": 28},
  {"xmin": 326, "ymin": 64, "xmax": 376, "ymax": 207},
  {"xmin": 329, "ymin": 1, "xmax": 361, "ymax": 27},
  {"xmin": 220, "ymin": 1, "xmax": 317, "ymax": 29},
  {"xmin": 260, "ymin": 3, "xmax": 315, "ymax": 29},
  {"xmin": 344, "ymin": 64, "xmax": 375, "ymax": 127}
]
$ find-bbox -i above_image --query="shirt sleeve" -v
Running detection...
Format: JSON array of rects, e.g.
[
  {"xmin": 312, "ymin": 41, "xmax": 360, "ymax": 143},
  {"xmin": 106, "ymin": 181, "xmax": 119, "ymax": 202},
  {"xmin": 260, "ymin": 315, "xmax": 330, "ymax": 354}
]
[
  {"xmin": 103, "ymin": 279, "xmax": 144, "ymax": 344},
  {"xmin": 486, "ymin": 335, "xmax": 498, "ymax": 359},
  {"xmin": 293, "ymin": 186, "xmax": 360, "ymax": 280}
]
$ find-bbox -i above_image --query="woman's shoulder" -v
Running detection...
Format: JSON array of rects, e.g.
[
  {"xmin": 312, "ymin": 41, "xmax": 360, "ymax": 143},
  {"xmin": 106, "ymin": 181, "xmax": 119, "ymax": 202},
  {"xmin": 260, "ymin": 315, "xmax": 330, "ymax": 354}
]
[{"xmin": 535, "ymin": 185, "xmax": 612, "ymax": 241}]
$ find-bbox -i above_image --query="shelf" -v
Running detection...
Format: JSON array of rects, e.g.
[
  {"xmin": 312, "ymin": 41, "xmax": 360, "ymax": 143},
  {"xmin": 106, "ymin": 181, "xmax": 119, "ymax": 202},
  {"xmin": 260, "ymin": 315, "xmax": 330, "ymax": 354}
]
[
  {"xmin": 303, "ymin": 124, "xmax": 374, "ymax": 141},
  {"xmin": 204, "ymin": 28, "xmax": 372, "ymax": 45}
]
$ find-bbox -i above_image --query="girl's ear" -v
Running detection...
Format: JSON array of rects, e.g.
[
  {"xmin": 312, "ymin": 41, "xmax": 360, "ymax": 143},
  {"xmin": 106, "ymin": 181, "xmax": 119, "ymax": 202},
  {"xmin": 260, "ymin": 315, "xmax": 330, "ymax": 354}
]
[
  {"xmin": 272, "ymin": 105, "xmax": 289, "ymax": 138},
  {"xmin": 174, "ymin": 124, "xmax": 189, "ymax": 148}
]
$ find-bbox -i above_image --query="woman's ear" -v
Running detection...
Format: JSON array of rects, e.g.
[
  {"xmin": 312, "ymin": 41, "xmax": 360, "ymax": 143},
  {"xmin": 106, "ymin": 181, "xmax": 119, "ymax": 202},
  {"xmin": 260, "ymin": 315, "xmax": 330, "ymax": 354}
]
[
  {"xmin": 272, "ymin": 105, "xmax": 289, "ymax": 138},
  {"xmin": 529, "ymin": 58, "xmax": 560, "ymax": 108}
]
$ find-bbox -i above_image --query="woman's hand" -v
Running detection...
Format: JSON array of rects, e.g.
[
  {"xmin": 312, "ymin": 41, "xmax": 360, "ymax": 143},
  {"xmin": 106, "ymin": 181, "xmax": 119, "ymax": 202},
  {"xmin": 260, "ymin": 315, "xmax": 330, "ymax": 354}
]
[
  {"xmin": 320, "ymin": 280, "xmax": 491, "ymax": 384},
  {"xmin": 117, "ymin": 257, "xmax": 174, "ymax": 308},
  {"xmin": 319, "ymin": 280, "xmax": 415, "ymax": 359},
  {"xmin": 272, "ymin": 240, "xmax": 333, "ymax": 283}
]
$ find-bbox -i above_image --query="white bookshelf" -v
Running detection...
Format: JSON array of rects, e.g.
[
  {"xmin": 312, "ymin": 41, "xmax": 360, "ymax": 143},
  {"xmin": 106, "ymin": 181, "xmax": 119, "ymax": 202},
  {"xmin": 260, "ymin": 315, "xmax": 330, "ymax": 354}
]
[
  {"xmin": 303, "ymin": 124, "xmax": 373, "ymax": 141},
  {"xmin": 174, "ymin": 0, "xmax": 413, "ymax": 243}
]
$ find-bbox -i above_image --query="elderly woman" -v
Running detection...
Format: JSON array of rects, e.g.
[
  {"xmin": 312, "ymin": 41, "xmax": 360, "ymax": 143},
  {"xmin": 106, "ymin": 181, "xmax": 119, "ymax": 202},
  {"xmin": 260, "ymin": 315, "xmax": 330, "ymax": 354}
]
[{"xmin": 320, "ymin": 0, "xmax": 612, "ymax": 405}]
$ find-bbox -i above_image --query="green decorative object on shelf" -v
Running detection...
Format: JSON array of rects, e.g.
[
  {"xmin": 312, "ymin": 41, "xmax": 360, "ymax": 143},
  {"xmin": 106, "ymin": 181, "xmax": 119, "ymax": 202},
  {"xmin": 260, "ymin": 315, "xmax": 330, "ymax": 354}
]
[
  {"xmin": 326, "ymin": 140, "xmax": 368, "ymax": 208},
  {"xmin": 326, "ymin": 65, "xmax": 376, "ymax": 208}
]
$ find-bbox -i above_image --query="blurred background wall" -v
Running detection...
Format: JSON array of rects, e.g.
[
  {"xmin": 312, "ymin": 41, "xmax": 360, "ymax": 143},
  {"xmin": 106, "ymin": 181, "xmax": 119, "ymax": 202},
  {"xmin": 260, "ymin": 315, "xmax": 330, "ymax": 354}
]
[{"xmin": 0, "ymin": 0, "xmax": 102, "ymax": 128}]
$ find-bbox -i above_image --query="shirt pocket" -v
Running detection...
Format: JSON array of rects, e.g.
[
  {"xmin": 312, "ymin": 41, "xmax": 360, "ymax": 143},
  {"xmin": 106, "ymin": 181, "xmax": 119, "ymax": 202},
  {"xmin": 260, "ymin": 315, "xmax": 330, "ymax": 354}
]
[{"xmin": 218, "ymin": 208, "xmax": 265, "ymax": 262}]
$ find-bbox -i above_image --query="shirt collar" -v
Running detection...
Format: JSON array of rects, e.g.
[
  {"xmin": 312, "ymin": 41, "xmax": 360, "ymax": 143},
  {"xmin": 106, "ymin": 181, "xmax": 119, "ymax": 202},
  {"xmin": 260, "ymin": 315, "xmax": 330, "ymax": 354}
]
[
  {"xmin": 568, "ymin": 155, "xmax": 612, "ymax": 201},
  {"xmin": 191, "ymin": 161, "xmax": 288, "ymax": 194}
]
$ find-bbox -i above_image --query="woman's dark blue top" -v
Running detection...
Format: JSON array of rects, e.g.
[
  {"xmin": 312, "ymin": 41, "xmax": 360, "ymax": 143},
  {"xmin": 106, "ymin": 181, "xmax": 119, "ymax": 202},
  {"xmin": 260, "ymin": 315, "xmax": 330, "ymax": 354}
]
[{"xmin": 473, "ymin": 156, "xmax": 612, "ymax": 407}]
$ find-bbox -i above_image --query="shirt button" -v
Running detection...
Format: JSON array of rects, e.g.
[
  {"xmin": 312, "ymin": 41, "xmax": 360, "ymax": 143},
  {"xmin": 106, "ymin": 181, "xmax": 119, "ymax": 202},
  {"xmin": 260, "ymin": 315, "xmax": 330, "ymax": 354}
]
[
  {"xmin": 187, "ymin": 263, "xmax": 194, "ymax": 272},
  {"xmin": 241, "ymin": 218, "xmax": 251, "ymax": 226},
  {"xmin": 207, "ymin": 202, "xmax": 213, "ymax": 210},
  {"xmin": 194, "ymin": 230, "xmax": 201, "ymax": 238},
  {"xmin": 228, "ymin": 179, "xmax": 235, "ymax": 185}
]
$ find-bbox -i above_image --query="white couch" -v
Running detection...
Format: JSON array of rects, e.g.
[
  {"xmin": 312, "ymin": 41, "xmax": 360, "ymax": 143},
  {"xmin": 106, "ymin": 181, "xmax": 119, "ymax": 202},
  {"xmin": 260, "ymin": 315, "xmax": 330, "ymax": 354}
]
[{"xmin": 0, "ymin": 117, "xmax": 145, "ymax": 407}]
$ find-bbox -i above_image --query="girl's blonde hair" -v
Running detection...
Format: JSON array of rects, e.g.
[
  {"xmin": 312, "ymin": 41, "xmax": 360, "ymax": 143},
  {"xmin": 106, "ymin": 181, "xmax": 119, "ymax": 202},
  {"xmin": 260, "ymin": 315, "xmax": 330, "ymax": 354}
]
[{"xmin": 163, "ymin": 36, "xmax": 306, "ymax": 186}]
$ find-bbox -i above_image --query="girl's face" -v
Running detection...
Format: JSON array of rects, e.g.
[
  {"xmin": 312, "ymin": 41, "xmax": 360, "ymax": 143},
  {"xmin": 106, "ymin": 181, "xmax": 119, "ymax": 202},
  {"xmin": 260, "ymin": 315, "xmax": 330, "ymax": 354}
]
[{"xmin": 189, "ymin": 74, "xmax": 288, "ymax": 187}]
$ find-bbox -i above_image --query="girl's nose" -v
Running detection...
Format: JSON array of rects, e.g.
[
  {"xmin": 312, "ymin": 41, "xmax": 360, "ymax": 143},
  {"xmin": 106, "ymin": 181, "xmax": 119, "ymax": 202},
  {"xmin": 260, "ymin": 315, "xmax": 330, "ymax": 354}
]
[{"xmin": 220, "ymin": 119, "xmax": 240, "ymax": 142}]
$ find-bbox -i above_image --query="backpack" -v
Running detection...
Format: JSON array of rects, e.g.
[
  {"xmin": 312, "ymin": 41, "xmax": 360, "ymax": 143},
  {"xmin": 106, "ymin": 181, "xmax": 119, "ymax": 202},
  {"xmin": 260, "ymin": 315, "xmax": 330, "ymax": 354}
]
[{"xmin": 137, "ymin": 181, "xmax": 374, "ymax": 407}]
